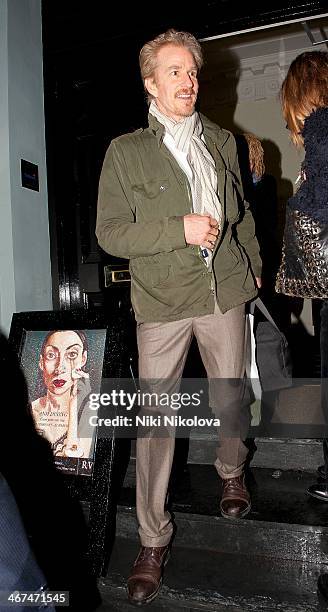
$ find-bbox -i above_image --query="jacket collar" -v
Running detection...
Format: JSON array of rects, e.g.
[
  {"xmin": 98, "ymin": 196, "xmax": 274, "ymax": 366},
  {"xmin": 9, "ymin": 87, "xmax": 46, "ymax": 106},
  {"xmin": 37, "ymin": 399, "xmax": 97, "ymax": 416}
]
[
  {"xmin": 148, "ymin": 112, "xmax": 165, "ymax": 146},
  {"xmin": 200, "ymin": 113, "xmax": 230, "ymax": 149},
  {"xmin": 147, "ymin": 110, "xmax": 229, "ymax": 150}
]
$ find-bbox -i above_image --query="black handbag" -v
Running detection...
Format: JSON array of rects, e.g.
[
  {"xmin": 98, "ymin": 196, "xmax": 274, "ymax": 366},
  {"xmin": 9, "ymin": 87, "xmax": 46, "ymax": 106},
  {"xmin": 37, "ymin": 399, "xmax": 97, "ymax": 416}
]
[
  {"xmin": 275, "ymin": 205, "xmax": 328, "ymax": 299},
  {"xmin": 249, "ymin": 298, "xmax": 292, "ymax": 392}
]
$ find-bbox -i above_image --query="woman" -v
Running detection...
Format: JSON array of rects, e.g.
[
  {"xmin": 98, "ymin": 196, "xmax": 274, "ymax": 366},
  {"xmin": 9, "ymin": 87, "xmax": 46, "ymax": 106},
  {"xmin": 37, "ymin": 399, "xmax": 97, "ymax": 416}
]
[
  {"xmin": 236, "ymin": 132, "xmax": 280, "ymax": 311},
  {"xmin": 31, "ymin": 329, "xmax": 93, "ymax": 458},
  {"xmin": 276, "ymin": 51, "xmax": 328, "ymax": 498}
]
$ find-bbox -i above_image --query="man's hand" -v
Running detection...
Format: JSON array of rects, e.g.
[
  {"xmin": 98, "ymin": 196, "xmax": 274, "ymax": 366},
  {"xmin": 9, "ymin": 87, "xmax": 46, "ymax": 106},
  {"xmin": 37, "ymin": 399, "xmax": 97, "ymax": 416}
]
[
  {"xmin": 183, "ymin": 214, "xmax": 220, "ymax": 250},
  {"xmin": 256, "ymin": 277, "xmax": 262, "ymax": 289}
]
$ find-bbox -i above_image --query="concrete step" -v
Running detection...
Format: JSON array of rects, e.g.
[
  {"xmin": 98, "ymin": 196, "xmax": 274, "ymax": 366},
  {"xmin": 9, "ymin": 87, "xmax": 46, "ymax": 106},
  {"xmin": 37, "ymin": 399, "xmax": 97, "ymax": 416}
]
[
  {"xmin": 123, "ymin": 438, "xmax": 324, "ymax": 492},
  {"xmin": 188, "ymin": 436, "xmax": 323, "ymax": 470},
  {"xmin": 118, "ymin": 465, "xmax": 328, "ymax": 564},
  {"xmin": 99, "ymin": 536, "xmax": 325, "ymax": 611}
]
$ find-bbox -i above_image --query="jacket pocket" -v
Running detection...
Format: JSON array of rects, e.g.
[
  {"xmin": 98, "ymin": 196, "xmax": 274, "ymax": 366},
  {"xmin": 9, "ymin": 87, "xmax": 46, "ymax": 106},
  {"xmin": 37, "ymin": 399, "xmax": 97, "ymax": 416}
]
[
  {"xmin": 133, "ymin": 178, "xmax": 170, "ymax": 199},
  {"xmin": 130, "ymin": 261, "xmax": 173, "ymax": 289},
  {"xmin": 148, "ymin": 265, "xmax": 172, "ymax": 288},
  {"xmin": 132, "ymin": 178, "xmax": 171, "ymax": 222},
  {"xmin": 215, "ymin": 242, "xmax": 244, "ymax": 282}
]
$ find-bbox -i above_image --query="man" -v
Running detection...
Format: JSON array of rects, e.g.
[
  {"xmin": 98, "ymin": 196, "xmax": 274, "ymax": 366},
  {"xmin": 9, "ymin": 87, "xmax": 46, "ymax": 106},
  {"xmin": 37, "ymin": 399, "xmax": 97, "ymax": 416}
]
[{"xmin": 96, "ymin": 29, "xmax": 261, "ymax": 606}]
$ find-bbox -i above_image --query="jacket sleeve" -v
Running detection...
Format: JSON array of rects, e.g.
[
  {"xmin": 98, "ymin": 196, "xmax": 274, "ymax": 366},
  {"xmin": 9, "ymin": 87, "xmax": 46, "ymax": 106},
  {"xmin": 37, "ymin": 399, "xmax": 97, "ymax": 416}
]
[
  {"xmin": 230, "ymin": 138, "xmax": 262, "ymax": 278},
  {"xmin": 96, "ymin": 140, "xmax": 187, "ymax": 259}
]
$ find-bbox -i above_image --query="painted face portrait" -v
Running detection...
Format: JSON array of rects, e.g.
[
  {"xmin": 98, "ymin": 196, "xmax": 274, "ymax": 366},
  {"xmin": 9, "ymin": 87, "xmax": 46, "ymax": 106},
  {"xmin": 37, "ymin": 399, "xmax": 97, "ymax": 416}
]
[{"xmin": 39, "ymin": 330, "xmax": 87, "ymax": 396}]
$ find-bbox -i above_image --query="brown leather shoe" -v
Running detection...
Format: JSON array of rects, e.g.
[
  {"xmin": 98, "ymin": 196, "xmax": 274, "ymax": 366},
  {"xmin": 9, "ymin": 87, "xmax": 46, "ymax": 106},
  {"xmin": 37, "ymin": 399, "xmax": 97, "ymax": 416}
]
[
  {"xmin": 127, "ymin": 544, "xmax": 170, "ymax": 606},
  {"xmin": 220, "ymin": 474, "xmax": 251, "ymax": 519}
]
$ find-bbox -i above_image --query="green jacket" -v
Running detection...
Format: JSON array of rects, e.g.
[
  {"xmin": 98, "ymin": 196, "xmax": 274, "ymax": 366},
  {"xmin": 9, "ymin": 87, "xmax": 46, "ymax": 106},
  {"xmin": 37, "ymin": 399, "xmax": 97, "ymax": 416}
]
[{"xmin": 96, "ymin": 113, "xmax": 261, "ymax": 323}]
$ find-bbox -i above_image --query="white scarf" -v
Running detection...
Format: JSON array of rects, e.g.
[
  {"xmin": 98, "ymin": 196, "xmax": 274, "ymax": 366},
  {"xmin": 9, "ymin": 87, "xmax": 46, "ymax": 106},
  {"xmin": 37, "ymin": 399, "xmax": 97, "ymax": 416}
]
[{"xmin": 149, "ymin": 101, "xmax": 222, "ymax": 228}]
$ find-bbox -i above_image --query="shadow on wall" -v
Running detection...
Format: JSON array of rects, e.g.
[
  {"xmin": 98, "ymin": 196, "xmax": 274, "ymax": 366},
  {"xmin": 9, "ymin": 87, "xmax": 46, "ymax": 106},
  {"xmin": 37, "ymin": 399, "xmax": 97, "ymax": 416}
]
[
  {"xmin": 199, "ymin": 47, "xmax": 294, "ymax": 234},
  {"xmin": 199, "ymin": 48, "xmax": 240, "ymax": 123},
  {"xmin": 199, "ymin": 47, "xmax": 318, "ymax": 374},
  {"xmin": 261, "ymin": 138, "xmax": 293, "ymax": 241}
]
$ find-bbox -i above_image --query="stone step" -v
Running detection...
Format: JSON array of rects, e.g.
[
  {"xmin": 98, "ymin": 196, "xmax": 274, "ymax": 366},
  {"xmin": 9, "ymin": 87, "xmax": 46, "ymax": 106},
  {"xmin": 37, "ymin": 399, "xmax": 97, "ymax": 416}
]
[
  {"xmin": 123, "ymin": 438, "xmax": 323, "ymax": 491},
  {"xmin": 99, "ymin": 536, "xmax": 325, "ymax": 611},
  {"xmin": 188, "ymin": 436, "xmax": 323, "ymax": 470},
  {"xmin": 118, "ymin": 465, "xmax": 328, "ymax": 564}
]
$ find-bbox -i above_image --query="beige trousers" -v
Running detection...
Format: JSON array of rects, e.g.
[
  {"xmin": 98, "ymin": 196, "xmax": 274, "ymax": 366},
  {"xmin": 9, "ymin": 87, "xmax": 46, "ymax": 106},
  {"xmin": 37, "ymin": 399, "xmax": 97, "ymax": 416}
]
[{"xmin": 136, "ymin": 303, "xmax": 249, "ymax": 547}]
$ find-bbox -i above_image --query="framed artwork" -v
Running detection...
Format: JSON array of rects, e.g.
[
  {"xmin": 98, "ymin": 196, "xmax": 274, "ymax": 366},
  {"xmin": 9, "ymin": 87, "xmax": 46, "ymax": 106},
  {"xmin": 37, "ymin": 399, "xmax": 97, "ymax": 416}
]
[
  {"xmin": 9, "ymin": 308, "xmax": 129, "ymax": 576},
  {"xmin": 11, "ymin": 316, "xmax": 106, "ymax": 476}
]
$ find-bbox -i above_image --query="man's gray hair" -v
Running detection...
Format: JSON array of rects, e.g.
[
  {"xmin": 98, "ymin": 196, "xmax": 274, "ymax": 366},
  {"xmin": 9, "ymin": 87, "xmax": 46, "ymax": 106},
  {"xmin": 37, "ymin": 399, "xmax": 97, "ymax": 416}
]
[{"xmin": 139, "ymin": 29, "xmax": 203, "ymax": 103}]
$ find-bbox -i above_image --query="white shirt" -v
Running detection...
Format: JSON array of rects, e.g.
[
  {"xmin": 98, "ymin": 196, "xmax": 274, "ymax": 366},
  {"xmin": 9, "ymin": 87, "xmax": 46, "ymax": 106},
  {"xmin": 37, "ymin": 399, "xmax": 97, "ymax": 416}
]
[
  {"xmin": 163, "ymin": 132, "xmax": 211, "ymax": 268},
  {"xmin": 163, "ymin": 131, "xmax": 193, "ymax": 185}
]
